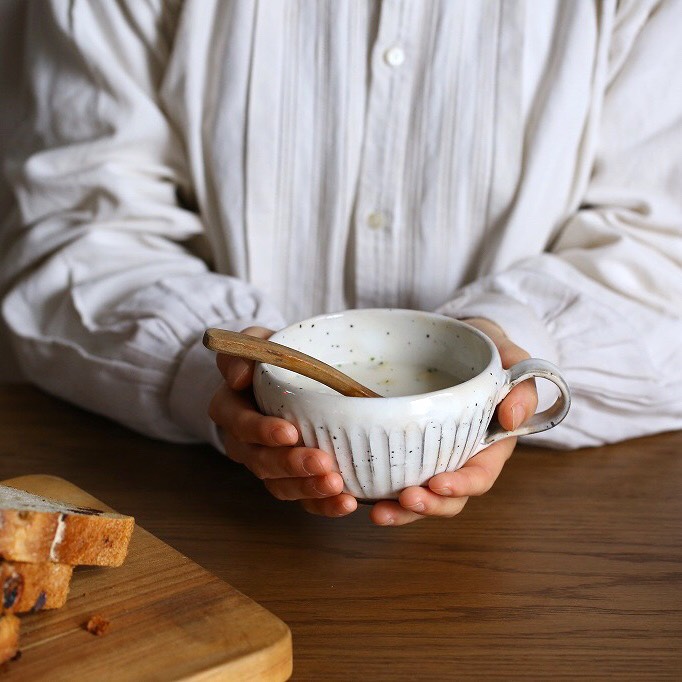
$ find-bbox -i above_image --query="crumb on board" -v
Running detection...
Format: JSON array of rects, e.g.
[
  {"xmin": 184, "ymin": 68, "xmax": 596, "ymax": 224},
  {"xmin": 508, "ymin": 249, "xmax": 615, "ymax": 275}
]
[{"xmin": 83, "ymin": 614, "xmax": 110, "ymax": 636}]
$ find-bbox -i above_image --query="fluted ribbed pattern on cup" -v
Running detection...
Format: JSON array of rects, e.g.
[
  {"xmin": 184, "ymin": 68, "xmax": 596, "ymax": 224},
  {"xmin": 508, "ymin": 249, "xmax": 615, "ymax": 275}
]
[{"xmin": 262, "ymin": 394, "xmax": 496, "ymax": 500}]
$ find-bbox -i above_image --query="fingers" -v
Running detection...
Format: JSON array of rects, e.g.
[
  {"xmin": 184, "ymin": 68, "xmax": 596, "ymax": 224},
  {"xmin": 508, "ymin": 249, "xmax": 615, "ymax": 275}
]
[
  {"xmin": 209, "ymin": 383, "xmax": 298, "ymax": 447},
  {"xmin": 209, "ymin": 325, "xmax": 359, "ymax": 517},
  {"xmin": 464, "ymin": 317, "xmax": 538, "ymax": 432},
  {"xmin": 221, "ymin": 429, "xmax": 348, "ymax": 502},
  {"xmin": 493, "ymin": 332, "xmax": 538, "ymax": 431},
  {"xmin": 222, "ymin": 430, "xmax": 350, "ymax": 507},
  {"xmin": 210, "ymin": 383, "xmax": 335, "ymax": 478},
  {"xmin": 428, "ymin": 437, "xmax": 516, "ymax": 497},
  {"xmin": 238, "ymin": 445, "xmax": 335, "ymax": 480},
  {"xmin": 216, "ymin": 326, "xmax": 273, "ymax": 390},
  {"xmin": 497, "ymin": 380, "xmax": 538, "ymax": 432},
  {"xmin": 495, "ymin": 334, "xmax": 537, "ymax": 431},
  {"xmin": 210, "ymin": 318, "xmax": 523, "ymax": 526},
  {"xmin": 300, "ymin": 494, "xmax": 358, "ymax": 518},
  {"xmin": 370, "ymin": 494, "xmax": 469, "ymax": 526},
  {"xmin": 368, "ymin": 437, "xmax": 516, "ymax": 526},
  {"xmin": 264, "ymin": 471, "xmax": 345, "ymax": 500}
]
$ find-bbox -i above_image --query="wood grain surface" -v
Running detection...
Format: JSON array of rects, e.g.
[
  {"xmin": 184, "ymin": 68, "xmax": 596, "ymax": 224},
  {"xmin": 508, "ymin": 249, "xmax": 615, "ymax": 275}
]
[
  {"xmin": 0, "ymin": 385, "xmax": 680, "ymax": 680},
  {"xmin": 0, "ymin": 473, "xmax": 292, "ymax": 681}
]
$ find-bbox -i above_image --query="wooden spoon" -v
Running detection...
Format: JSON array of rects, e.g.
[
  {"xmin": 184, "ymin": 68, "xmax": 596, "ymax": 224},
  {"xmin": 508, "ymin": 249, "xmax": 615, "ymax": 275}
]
[{"xmin": 203, "ymin": 328, "xmax": 381, "ymax": 398}]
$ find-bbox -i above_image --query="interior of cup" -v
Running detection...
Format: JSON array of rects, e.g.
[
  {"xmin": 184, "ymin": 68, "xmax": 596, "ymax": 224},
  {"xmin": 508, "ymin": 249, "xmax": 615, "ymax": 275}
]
[{"xmin": 266, "ymin": 309, "xmax": 494, "ymax": 397}]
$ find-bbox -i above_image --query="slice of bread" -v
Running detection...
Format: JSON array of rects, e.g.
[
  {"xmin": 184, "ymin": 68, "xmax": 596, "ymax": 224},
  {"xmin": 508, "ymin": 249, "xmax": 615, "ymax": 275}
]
[
  {"xmin": 0, "ymin": 485, "xmax": 134, "ymax": 567},
  {"xmin": 0, "ymin": 613, "xmax": 19, "ymax": 664},
  {"xmin": 1, "ymin": 561, "xmax": 73, "ymax": 614}
]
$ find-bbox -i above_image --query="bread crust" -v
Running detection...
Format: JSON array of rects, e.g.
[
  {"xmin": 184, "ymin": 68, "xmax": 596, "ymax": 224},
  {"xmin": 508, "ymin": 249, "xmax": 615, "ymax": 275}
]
[
  {"xmin": 0, "ymin": 485, "xmax": 134, "ymax": 566},
  {"xmin": 1, "ymin": 561, "xmax": 73, "ymax": 613},
  {"xmin": 0, "ymin": 509, "xmax": 134, "ymax": 566},
  {"xmin": 0, "ymin": 485, "xmax": 135, "ymax": 667},
  {"xmin": 0, "ymin": 613, "xmax": 19, "ymax": 664}
]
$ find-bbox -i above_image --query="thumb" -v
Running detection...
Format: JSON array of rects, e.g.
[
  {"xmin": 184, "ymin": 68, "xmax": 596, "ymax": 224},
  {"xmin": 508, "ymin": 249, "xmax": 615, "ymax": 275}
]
[
  {"xmin": 215, "ymin": 326, "xmax": 275, "ymax": 390},
  {"xmin": 463, "ymin": 318, "xmax": 538, "ymax": 431}
]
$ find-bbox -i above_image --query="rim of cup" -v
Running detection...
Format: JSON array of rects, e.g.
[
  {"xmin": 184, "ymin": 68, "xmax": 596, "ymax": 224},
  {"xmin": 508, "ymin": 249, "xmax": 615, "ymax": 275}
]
[{"xmin": 258, "ymin": 308, "xmax": 502, "ymax": 403}]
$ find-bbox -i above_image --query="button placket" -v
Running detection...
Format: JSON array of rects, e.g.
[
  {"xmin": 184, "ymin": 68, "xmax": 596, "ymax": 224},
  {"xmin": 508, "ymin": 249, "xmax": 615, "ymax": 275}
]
[{"xmin": 353, "ymin": 0, "xmax": 412, "ymax": 307}]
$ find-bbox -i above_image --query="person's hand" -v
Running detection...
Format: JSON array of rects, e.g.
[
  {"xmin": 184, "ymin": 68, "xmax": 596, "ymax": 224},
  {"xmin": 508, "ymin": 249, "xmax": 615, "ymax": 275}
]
[
  {"xmin": 208, "ymin": 327, "xmax": 358, "ymax": 517},
  {"xmin": 368, "ymin": 317, "xmax": 538, "ymax": 526},
  {"xmin": 209, "ymin": 319, "xmax": 536, "ymax": 526}
]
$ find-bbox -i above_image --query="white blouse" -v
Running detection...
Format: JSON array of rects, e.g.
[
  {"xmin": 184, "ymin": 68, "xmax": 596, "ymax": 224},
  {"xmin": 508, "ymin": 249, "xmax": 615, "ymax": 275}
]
[{"xmin": 2, "ymin": 0, "xmax": 681, "ymax": 450}]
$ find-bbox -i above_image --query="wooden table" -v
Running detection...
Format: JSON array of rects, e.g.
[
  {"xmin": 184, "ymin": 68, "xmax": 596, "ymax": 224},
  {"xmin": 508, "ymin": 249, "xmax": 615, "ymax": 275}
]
[{"xmin": 1, "ymin": 385, "xmax": 680, "ymax": 680}]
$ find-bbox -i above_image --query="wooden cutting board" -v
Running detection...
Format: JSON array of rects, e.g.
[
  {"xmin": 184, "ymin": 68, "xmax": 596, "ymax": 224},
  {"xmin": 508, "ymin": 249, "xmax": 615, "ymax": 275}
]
[{"xmin": 1, "ymin": 475, "xmax": 292, "ymax": 681}]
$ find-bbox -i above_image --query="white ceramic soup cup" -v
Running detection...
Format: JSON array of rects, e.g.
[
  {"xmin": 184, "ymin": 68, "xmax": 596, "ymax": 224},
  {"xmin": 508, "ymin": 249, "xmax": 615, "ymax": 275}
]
[{"xmin": 253, "ymin": 309, "xmax": 570, "ymax": 501}]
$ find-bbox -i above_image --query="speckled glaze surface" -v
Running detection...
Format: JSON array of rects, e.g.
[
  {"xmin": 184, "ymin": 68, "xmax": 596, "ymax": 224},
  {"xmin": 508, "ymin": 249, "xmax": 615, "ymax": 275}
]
[{"xmin": 254, "ymin": 309, "xmax": 570, "ymax": 500}]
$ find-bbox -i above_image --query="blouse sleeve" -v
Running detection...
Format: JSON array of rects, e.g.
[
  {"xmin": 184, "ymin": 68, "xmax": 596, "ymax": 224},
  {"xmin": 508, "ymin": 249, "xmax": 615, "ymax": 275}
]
[
  {"xmin": 438, "ymin": 0, "xmax": 682, "ymax": 448},
  {"xmin": 1, "ymin": 0, "xmax": 285, "ymax": 447}
]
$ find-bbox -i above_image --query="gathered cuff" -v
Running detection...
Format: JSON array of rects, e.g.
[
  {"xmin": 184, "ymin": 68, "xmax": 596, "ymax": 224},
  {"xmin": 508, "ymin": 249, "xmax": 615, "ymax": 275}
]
[
  {"xmin": 168, "ymin": 332, "xmax": 224, "ymax": 450},
  {"xmin": 168, "ymin": 317, "xmax": 284, "ymax": 451},
  {"xmin": 437, "ymin": 291, "xmax": 560, "ymax": 365}
]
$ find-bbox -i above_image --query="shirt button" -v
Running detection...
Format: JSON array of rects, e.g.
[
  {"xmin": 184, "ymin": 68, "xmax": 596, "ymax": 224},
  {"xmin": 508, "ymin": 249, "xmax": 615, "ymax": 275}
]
[
  {"xmin": 366, "ymin": 211, "xmax": 386, "ymax": 229},
  {"xmin": 384, "ymin": 46, "xmax": 405, "ymax": 67}
]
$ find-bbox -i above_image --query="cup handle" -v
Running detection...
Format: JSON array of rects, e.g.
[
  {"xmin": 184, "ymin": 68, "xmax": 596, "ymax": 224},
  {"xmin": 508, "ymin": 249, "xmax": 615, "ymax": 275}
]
[{"xmin": 483, "ymin": 358, "xmax": 571, "ymax": 445}]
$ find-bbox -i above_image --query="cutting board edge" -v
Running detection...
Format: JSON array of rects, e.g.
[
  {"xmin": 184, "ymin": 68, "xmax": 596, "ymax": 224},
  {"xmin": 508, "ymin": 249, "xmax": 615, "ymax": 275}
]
[{"xmin": 1, "ymin": 473, "xmax": 293, "ymax": 682}]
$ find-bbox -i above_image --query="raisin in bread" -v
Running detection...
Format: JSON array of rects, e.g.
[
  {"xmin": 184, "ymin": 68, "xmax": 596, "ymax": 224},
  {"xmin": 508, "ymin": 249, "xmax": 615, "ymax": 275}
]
[
  {"xmin": 0, "ymin": 485, "xmax": 134, "ymax": 567},
  {"xmin": 1, "ymin": 561, "xmax": 73, "ymax": 613}
]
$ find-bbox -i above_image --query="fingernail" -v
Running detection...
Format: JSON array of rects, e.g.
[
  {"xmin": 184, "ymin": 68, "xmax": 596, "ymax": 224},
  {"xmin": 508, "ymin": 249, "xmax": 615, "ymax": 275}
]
[
  {"xmin": 379, "ymin": 516, "xmax": 394, "ymax": 526},
  {"xmin": 341, "ymin": 499, "xmax": 356, "ymax": 513},
  {"xmin": 511, "ymin": 404, "xmax": 525, "ymax": 430},
  {"xmin": 406, "ymin": 501, "xmax": 425, "ymax": 513},
  {"xmin": 432, "ymin": 486, "xmax": 452, "ymax": 496},
  {"xmin": 227, "ymin": 359, "xmax": 249, "ymax": 387},
  {"xmin": 302, "ymin": 455, "xmax": 324, "ymax": 475},
  {"xmin": 311, "ymin": 476, "xmax": 336, "ymax": 496},
  {"xmin": 272, "ymin": 426, "xmax": 296, "ymax": 445},
  {"xmin": 335, "ymin": 501, "xmax": 354, "ymax": 516}
]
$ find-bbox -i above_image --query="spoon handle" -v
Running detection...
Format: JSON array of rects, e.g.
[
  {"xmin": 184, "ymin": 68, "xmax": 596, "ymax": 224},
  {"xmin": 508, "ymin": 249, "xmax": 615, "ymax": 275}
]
[{"xmin": 202, "ymin": 328, "xmax": 380, "ymax": 398}]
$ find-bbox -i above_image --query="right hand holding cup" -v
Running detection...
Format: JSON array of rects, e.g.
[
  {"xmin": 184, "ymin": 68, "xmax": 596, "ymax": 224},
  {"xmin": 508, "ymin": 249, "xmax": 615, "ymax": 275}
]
[{"xmin": 208, "ymin": 326, "xmax": 358, "ymax": 517}]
